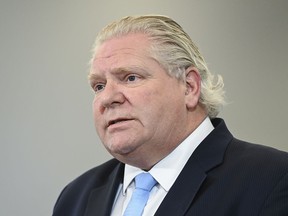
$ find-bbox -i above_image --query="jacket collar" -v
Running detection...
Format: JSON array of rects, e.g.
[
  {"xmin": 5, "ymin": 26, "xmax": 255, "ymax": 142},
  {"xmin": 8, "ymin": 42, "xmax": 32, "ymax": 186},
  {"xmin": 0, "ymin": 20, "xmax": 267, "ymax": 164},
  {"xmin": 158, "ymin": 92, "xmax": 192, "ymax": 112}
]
[
  {"xmin": 155, "ymin": 118, "xmax": 233, "ymax": 216},
  {"xmin": 84, "ymin": 162, "xmax": 124, "ymax": 216}
]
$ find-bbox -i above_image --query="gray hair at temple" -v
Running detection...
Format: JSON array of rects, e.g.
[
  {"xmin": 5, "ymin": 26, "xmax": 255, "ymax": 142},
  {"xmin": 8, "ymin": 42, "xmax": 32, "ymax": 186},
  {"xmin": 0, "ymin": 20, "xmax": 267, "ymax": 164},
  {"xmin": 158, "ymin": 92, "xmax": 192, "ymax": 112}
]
[{"xmin": 90, "ymin": 15, "xmax": 226, "ymax": 118}]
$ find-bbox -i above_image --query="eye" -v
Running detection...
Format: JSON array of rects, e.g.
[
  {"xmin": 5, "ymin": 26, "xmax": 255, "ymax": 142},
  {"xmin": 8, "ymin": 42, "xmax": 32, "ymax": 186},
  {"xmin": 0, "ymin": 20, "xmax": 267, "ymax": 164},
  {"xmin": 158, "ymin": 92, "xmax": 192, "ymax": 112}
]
[
  {"xmin": 93, "ymin": 83, "xmax": 105, "ymax": 93},
  {"xmin": 126, "ymin": 75, "xmax": 139, "ymax": 82}
]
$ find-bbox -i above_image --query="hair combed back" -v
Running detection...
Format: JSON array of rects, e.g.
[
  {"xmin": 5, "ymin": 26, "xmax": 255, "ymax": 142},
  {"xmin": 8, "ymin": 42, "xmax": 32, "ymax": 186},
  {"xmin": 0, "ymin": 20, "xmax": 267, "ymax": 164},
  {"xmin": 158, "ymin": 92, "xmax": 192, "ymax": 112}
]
[{"xmin": 91, "ymin": 15, "xmax": 225, "ymax": 118}]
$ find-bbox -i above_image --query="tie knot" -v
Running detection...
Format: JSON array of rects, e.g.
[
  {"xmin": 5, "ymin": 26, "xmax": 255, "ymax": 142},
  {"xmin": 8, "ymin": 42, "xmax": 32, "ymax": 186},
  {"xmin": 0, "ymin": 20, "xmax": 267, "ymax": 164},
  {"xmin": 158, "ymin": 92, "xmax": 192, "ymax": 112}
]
[{"xmin": 135, "ymin": 173, "xmax": 157, "ymax": 192}]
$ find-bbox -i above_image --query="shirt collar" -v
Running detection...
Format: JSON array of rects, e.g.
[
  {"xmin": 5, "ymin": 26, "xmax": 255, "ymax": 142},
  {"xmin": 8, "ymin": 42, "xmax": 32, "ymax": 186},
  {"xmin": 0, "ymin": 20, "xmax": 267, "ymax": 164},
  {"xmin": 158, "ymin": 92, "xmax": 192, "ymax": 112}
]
[{"xmin": 122, "ymin": 117, "xmax": 214, "ymax": 194}]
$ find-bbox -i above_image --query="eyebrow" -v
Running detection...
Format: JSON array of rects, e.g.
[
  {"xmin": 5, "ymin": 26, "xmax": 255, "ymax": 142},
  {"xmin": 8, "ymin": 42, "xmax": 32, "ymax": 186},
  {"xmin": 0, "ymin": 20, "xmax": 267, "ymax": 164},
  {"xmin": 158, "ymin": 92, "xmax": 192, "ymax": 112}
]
[
  {"xmin": 88, "ymin": 65, "xmax": 148, "ymax": 81},
  {"xmin": 110, "ymin": 66, "xmax": 146, "ymax": 75},
  {"xmin": 88, "ymin": 73, "xmax": 101, "ymax": 83}
]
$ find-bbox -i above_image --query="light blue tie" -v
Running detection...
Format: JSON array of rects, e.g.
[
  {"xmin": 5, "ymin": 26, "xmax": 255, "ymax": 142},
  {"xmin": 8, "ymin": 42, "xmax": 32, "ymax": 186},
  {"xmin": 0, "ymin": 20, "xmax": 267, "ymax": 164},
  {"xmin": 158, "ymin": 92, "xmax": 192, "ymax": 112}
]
[{"xmin": 123, "ymin": 172, "xmax": 157, "ymax": 216}]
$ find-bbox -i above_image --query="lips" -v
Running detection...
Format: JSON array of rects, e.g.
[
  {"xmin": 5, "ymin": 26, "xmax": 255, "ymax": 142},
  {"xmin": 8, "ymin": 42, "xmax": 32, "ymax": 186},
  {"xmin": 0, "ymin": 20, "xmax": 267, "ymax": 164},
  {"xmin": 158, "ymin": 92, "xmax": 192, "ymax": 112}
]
[{"xmin": 107, "ymin": 118, "xmax": 133, "ymax": 127}]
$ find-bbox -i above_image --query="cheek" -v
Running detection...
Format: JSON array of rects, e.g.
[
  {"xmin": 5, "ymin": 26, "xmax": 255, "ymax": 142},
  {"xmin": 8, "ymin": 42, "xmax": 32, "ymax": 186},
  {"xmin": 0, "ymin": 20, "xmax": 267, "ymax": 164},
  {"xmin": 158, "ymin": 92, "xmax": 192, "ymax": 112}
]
[
  {"xmin": 137, "ymin": 90, "xmax": 169, "ymax": 122},
  {"xmin": 147, "ymin": 87, "xmax": 186, "ymax": 120},
  {"xmin": 92, "ymin": 101, "xmax": 103, "ymax": 133},
  {"xmin": 92, "ymin": 96, "xmax": 104, "ymax": 114},
  {"xmin": 92, "ymin": 102, "xmax": 98, "ymax": 123}
]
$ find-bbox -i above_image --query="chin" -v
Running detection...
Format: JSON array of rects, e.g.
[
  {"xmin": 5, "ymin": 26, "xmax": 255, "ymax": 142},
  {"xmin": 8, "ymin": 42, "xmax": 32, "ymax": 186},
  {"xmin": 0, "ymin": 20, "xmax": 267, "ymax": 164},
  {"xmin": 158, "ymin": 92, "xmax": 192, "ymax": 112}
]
[{"xmin": 107, "ymin": 142, "xmax": 138, "ymax": 156}]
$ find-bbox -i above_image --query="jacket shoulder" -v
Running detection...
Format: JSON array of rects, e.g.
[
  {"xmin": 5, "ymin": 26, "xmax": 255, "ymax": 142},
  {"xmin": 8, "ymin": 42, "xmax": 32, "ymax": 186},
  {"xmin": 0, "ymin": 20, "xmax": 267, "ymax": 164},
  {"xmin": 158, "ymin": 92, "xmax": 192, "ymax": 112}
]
[
  {"xmin": 70, "ymin": 158, "xmax": 122, "ymax": 185},
  {"xmin": 53, "ymin": 158, "xmax": 123, "ymax": 215},
  {"xmin": 230, "ymin": 138, "xmax": 288, "ymax": 167}
]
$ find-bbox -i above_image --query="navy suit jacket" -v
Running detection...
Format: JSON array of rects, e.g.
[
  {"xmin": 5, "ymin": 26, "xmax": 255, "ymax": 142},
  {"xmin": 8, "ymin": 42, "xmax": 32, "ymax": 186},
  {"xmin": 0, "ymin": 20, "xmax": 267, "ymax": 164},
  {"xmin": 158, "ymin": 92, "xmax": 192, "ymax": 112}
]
[{"xmin": 53, "ymin": 118, "xmax": 288, "ymax": 216}]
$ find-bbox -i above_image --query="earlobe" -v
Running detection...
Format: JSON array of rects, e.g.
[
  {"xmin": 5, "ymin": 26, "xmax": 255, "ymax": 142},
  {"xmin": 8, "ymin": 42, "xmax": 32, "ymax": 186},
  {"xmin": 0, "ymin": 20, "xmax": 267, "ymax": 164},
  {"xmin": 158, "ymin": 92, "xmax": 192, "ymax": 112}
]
[{"xmin": 185, "ymin": 66, "xmax": 201, "ymax": 109}]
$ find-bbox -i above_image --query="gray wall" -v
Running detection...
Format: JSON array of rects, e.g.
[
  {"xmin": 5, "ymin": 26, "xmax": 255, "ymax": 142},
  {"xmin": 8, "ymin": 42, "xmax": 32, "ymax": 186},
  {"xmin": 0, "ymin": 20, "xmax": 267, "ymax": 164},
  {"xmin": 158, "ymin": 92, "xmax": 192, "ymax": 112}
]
[{"xmin": 1, "ymin": 0, "xmax": 287, "ymax": 215}]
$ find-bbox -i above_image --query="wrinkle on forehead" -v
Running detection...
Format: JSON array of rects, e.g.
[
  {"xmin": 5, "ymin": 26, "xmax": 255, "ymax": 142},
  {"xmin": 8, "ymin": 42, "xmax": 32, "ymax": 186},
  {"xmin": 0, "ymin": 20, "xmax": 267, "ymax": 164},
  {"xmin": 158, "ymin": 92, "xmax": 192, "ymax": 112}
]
[
  {"xmin": 92, "ymin": 50, "xmax": 153, "ymax": 74},
  {"xmin": 95, "ymin": 47, "xmax": 136, "ymax": 60},
  {"xmin": 93, "ymin": 50, "xmax": 146, "ymax": 70},
  {"xmin": 91, "ymin": 53, "xmax": 147, "ymax": 75}
]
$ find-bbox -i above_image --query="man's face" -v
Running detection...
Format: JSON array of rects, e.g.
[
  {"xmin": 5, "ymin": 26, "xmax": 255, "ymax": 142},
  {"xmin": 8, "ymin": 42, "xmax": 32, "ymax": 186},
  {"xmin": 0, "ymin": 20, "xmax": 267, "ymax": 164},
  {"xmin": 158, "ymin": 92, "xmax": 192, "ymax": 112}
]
[{"xmin": 89, "ymin": 33, "xmax": 190, "ymax": 168}]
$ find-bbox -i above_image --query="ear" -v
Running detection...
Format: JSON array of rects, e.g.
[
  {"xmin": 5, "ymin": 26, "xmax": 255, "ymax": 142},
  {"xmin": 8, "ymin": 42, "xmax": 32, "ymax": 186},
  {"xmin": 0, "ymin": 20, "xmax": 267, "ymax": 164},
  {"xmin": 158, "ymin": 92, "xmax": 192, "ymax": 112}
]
[{"xmin": 185, "ymin": 66, "xmax": 201, "ymax": 110}]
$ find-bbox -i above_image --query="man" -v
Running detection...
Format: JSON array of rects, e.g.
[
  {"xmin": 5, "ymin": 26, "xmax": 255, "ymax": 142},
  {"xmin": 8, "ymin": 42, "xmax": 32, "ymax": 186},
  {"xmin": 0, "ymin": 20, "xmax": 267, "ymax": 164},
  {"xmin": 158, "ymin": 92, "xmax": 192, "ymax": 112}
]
[{"xmin": 53, "ymin": 15, "xmax": 288, "ymax": 216}]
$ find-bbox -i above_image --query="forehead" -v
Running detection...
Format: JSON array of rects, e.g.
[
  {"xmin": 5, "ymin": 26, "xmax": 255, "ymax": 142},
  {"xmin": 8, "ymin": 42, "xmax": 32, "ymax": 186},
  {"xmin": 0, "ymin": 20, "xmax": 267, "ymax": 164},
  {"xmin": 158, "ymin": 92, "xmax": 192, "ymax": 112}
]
[{"xmin": 92, "ymin": 33, "xmax": 151, "ymax": 69}]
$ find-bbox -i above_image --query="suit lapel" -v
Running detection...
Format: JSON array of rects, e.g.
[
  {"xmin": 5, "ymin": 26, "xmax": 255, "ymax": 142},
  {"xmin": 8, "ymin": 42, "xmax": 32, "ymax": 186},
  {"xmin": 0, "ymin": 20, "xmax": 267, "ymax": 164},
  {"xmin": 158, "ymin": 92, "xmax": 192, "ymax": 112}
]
[
  {"xmin": 84, "ymin": 162, "xmax": 124, "ymax": 216},
  {"xmin": 155, "ymin": 119, "xmax": 232, "ymax": 216},
  {"xmin": 155, "ymin": 159, "xmax": 207, "ymax": 216}
]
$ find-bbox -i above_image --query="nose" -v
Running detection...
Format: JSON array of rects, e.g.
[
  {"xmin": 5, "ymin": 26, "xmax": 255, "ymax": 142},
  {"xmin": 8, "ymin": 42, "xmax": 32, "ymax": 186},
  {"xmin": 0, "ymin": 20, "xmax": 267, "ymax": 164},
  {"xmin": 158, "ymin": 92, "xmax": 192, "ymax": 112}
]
[{"xmin": 98, "ymin": 81, "xmax": 125, "ymax": 110}]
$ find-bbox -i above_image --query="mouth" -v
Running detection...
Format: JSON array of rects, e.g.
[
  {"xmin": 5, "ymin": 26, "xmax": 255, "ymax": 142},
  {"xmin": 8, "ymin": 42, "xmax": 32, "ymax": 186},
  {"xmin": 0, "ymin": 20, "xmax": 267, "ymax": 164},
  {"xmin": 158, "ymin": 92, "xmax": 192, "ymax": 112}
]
[{"xmin": 107, "ymin": 118, "xmax": 133, "ymax": 127}]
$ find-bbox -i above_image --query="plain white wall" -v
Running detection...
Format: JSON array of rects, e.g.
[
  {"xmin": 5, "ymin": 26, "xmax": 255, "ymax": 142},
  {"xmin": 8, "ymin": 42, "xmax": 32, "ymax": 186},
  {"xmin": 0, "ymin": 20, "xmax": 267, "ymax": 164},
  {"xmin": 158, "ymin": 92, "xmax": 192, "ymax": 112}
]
[{"xmin": 1, "ymin": 0, "xmax": 287, "ymax": 215}]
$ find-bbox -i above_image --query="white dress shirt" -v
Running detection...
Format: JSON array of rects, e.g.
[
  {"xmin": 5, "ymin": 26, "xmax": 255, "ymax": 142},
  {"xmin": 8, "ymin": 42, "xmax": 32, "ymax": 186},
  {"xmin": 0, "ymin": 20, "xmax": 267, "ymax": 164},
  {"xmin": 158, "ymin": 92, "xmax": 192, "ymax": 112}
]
[{"xmin": 111, "ymin": 117, "xmax": 214, "ymax": 216}]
